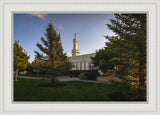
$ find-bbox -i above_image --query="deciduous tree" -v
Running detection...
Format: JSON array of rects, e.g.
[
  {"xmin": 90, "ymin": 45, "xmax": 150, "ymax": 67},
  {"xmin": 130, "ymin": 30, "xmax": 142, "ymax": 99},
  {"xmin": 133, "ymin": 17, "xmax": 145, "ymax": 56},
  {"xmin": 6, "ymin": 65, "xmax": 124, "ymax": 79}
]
[{"xmin": 14, "ymin": 41, "xmax": 30, "ymax": 81}]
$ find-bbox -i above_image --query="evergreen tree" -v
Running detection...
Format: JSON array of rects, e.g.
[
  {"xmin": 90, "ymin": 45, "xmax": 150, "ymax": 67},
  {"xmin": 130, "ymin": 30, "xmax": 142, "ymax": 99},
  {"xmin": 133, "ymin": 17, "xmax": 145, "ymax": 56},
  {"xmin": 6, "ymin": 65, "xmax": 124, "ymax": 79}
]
[
  {"xmin": 14, "ymin": 40, "xmax": 30, "ymax": 81},
  {"xmin": 91, "ymin": 37, "xmax": 120, "ymax": 72},
  {"xmin": 34, "ymin": 23, "xmax": 71, "ymax": 84},
  {"xmin": 92, "ymin": 14, "xmax": 146, "ymax": 86},
  {"xmin": 106, "ymin": 14, "xmax": 146, "ymax": 85}
]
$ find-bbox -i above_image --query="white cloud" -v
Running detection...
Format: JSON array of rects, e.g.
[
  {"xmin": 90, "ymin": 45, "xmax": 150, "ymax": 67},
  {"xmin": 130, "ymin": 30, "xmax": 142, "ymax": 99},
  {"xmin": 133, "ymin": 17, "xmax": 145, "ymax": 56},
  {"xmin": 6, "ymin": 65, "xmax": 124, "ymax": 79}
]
[
  {"xmin": 59, "ymin": 25, "xmax": 64, "ymax": 30},
  {"xmin": 30, "ymin": 13, "xmax": 47, "ymax": 19}
]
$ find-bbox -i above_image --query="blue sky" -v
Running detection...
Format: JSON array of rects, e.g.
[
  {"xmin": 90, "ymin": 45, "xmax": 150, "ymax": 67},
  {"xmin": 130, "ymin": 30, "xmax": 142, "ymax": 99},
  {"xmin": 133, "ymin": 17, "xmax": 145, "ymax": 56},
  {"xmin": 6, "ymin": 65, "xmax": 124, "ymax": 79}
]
[{"xmin": 14, "ymin": 13, "xmax": 115, "ymax": 63}]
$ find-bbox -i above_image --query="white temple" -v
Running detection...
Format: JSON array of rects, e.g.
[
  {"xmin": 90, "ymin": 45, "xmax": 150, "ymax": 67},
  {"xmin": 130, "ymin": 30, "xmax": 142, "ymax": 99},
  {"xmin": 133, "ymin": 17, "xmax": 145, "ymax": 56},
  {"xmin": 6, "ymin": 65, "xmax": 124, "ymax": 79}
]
[{"xmin": 69, "ymin": 33, "xmax": 97, "ymax": 70}]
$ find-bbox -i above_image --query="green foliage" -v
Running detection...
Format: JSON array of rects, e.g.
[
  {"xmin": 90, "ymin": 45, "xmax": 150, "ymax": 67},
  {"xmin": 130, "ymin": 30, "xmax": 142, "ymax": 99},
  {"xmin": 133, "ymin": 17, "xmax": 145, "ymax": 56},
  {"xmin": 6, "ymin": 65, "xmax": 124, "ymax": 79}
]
[
  {"xmin": 78, "ymin": 73, "xmax": 86, "ymax": 80},
  {"xmin": 108, "ymin": 85, "xmax": 146, "ymax": 101},
  {"xmin": 91, "ymin": 37, "xmax": 121, "ymax": 72},
  {"xmin": 25, "ymin": 63, "xmax": 33, "ymax": 74},
  {"xmin": 68, "ymin": 70, "xmax": 98, "ymax": 77},
  {"xmin": 14, "ymin": 40, "xmax": 30, "ymax": 81},
  {"xmin": 34, "ymin": 23, "xmax": 72, "ymax": 78},
  {"xmin": 85, "ymin": 71, "xmax": 99, "ymax": 81},
  {"xmin": 92, "ymin": 14, "xmax": 146, "ymax": 86},
  {"xmin": 106, "ymin": 14, "xmax": 146, "ymax": 85},
  {"xmin": 14, "ymin": 41, "xmax": 30, "ymax": 71}
]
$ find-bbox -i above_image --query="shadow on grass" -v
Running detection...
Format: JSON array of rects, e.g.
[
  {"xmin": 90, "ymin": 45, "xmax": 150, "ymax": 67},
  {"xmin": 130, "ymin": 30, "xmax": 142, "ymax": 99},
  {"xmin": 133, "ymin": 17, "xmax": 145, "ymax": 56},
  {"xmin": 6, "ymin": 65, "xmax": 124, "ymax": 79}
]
[
  {"xmin": 14, "ymin": 80, "xmax": 25, "ymax": 83},
  {"xmin": 38, "ymin": 83, "xmax": 66, "ymax": 88}
]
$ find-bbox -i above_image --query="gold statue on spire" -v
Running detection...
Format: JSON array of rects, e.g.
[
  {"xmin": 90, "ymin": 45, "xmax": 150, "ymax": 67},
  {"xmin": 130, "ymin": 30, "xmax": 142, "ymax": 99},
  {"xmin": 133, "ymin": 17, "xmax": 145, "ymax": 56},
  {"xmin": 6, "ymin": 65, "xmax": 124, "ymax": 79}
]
[{"xmin": 74, "ymin": 33, "xmax": 78, "ymax": 38}]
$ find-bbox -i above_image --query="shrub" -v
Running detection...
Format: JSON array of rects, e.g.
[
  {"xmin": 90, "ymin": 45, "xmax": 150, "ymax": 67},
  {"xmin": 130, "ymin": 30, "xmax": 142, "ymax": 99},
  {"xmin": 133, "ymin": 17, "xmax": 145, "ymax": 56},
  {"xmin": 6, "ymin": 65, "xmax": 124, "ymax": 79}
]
[
  {"xmin": 68, "ymin": 70, "xmax": 98, "ymax": 77},
  {"xmin": 85, "ymin": 71, "xmax": 99, "ymax": 80},
  {"xmin": 78, "ymin": 73, "xmax": 86, "ymax": 80}
]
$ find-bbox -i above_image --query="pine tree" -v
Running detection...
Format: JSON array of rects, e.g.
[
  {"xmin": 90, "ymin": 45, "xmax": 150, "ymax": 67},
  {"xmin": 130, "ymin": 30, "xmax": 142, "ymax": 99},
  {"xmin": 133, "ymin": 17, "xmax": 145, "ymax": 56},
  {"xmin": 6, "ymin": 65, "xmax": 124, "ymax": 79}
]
[
  {"xmin": 107, "ymin": 14, "xmax": 146, "ymax": 85},
  {"xmin": 34, "ymin": 23, "xmax": 71, "ymax": 84},
  {"xmin": 14, "ymin": 40, "xmax": 30, "ymax": 81},
  {"xmin": 91, "ymin": 36, "xmax": 121, "ymax": 74}
]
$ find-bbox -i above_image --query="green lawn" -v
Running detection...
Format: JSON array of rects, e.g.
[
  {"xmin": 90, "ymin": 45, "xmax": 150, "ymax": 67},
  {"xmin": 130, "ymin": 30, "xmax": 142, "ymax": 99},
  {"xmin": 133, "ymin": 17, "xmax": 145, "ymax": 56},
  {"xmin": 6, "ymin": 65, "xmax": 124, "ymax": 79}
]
[
  {"xmin": 18, "ymin": 74, "xmax": 44, "ymax": 77},
  {"xmin": 14, "ymin": 78, "xmax": 146, "ymax": 101}
]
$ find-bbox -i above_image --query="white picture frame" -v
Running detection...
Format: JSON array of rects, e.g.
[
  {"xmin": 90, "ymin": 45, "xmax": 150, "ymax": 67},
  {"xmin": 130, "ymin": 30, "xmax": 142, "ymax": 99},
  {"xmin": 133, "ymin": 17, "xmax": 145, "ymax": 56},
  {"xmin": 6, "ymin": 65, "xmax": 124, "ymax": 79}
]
[{"xmin": 0, "ymin": 0, "xmax": 160, "ymax": 115}]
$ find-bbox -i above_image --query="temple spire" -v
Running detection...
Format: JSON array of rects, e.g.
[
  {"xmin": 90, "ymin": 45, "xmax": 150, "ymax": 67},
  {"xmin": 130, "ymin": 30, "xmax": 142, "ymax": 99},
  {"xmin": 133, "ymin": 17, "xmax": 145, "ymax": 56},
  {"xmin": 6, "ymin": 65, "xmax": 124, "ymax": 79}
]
[{"xmin": 72, "ymin": 33, "xmax": 80, "ymax": 57}]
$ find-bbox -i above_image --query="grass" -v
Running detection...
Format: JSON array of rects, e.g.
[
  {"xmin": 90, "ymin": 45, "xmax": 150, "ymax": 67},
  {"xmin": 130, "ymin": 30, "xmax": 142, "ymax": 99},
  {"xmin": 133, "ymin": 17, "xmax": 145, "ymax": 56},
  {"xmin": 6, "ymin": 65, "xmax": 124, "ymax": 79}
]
[
  {"xmin": 14, "ymin": 78, "xmax": 146, "ymax": 101},
  {"xmin": 18, "ymin": 74, "xmax": 43, "ymax": 77}
]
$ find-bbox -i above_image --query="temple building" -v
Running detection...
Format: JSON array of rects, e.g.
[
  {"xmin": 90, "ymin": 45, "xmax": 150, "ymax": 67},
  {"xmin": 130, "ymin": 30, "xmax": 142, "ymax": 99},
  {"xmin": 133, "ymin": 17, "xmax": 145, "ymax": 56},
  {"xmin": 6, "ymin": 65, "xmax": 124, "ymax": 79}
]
[{"xmin": 69, "ymin": 33, "xmax": 97, "ymax": 70}]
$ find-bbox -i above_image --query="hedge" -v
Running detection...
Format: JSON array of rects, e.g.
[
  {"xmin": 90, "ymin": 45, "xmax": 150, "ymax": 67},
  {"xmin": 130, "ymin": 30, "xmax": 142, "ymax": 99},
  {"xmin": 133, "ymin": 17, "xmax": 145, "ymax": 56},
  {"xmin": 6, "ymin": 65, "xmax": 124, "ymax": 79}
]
[{"xmin": 68, "ymin": 70, "xmax": 99, "ymax": 79}]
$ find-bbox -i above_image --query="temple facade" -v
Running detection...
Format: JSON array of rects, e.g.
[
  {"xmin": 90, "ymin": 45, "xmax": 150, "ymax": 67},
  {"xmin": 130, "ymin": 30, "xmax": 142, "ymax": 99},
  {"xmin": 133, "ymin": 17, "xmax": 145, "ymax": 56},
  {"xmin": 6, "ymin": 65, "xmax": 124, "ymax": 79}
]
[{"xmin": 69, "ymin": 33, "xmax": 97, "ymax": 70}]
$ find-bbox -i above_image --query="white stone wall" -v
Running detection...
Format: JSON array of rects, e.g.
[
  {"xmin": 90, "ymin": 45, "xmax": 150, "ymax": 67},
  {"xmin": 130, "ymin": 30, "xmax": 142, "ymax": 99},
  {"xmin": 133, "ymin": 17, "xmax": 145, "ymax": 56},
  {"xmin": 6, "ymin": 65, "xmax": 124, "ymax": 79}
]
[
  {"xmin": 78, "ymin": 62, "xmax": 80, "ymax": 70},
  {"xmin": 85, "ymin": 62, "xmax": 89, "ymax": 70},
  {"xmin": 69, "ymin": 53, "xmax": 96, "ymax": 70},
  {"xmin": 81, "ymin": 62, "xmax": 84, "ymax": 70}
]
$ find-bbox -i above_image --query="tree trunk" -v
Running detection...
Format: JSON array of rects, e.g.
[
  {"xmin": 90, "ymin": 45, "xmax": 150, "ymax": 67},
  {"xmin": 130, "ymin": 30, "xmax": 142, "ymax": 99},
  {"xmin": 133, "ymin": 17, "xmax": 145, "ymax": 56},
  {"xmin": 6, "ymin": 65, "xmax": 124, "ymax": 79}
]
[{"xmin": 15, "ymin": 69, "xmax": 19, "ymax": 81}]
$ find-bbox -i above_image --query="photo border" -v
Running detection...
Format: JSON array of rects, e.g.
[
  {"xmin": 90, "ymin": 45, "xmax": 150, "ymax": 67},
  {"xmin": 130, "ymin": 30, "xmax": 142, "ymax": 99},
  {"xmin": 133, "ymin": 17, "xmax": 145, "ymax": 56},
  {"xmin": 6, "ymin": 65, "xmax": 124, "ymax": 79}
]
[
  {"xmin": 0, "ymin": 0, "xmax": 160, "ymax": 115},
  {"xmin": 12, "ymin": 11, "xmax": 149, "ymax": 104}
]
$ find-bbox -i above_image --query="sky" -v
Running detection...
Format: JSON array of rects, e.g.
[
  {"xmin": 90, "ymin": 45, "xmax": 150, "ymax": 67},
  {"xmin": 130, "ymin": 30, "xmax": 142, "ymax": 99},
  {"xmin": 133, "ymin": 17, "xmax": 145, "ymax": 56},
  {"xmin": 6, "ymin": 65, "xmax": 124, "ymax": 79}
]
[{"xmin": 14, "ymin": 13, "xmax": 116, "ymax": 63}]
